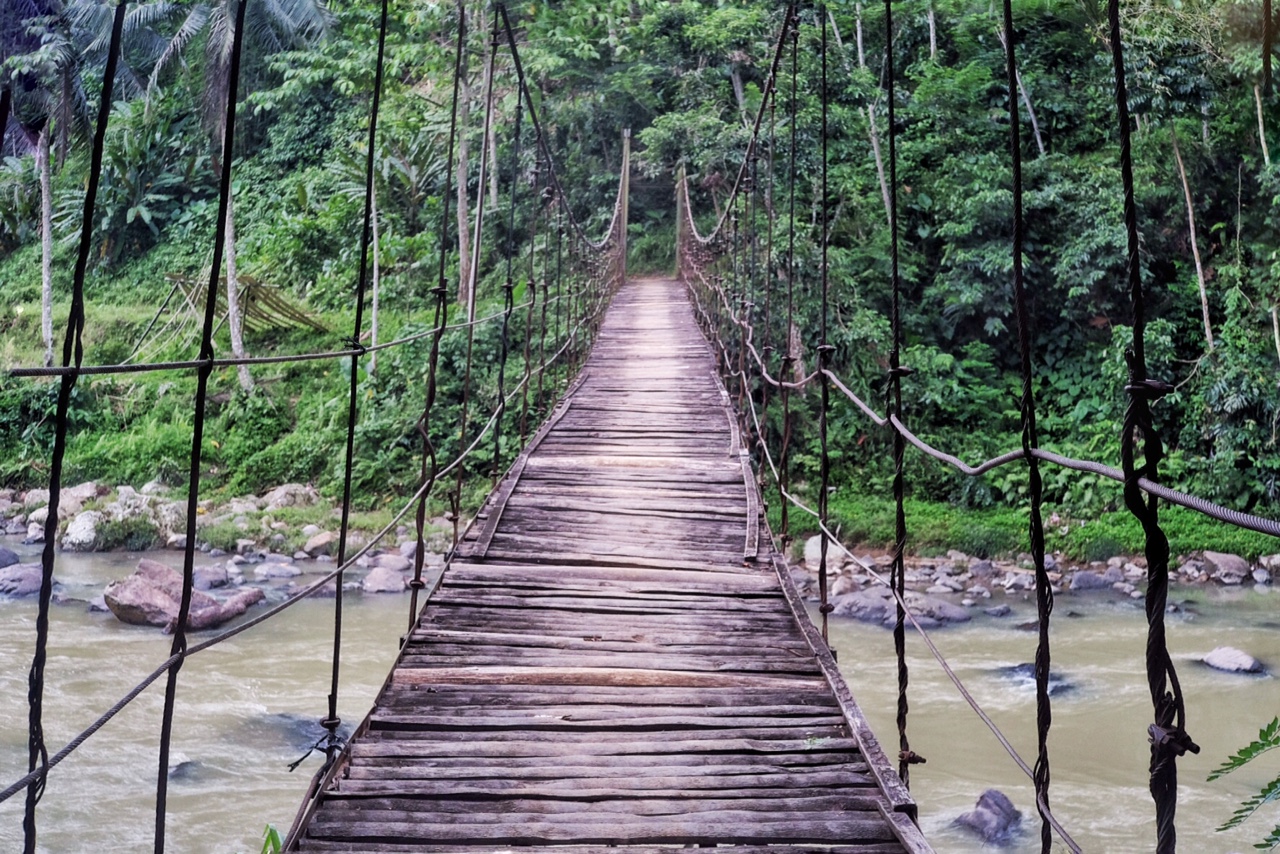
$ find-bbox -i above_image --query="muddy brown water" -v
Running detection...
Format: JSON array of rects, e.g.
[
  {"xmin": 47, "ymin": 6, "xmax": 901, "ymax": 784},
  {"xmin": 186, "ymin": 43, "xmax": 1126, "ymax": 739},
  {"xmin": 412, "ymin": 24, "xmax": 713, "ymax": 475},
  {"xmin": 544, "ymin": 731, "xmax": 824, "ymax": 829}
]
[{"xmin": 1, "ymin": 539, "xmax": 1278, "ymax": 852}]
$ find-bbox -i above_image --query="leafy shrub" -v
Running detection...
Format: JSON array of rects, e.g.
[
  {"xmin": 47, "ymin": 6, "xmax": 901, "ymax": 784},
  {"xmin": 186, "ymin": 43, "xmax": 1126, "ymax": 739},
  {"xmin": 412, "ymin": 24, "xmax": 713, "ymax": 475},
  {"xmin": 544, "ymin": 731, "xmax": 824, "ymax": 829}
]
[{"xmin": 96, "ymin": 516, "xmax": 162, "ymax": 551}]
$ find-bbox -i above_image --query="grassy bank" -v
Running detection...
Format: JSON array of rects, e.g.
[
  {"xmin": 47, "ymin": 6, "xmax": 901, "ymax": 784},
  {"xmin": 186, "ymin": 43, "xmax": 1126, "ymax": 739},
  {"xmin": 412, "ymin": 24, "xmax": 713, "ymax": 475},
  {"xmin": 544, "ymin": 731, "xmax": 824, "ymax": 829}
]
[{"xmin": 770, "ymin": 490, "xmax": 1280, "ymax": 564}]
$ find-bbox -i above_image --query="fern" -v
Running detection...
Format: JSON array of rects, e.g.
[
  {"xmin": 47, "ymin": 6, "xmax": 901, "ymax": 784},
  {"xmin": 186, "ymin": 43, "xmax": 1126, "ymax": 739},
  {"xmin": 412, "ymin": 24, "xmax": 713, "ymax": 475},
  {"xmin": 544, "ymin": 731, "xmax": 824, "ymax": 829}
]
[
  {"xmin": 1219, "ymin": 777, "xmax": 1280, "ymax": 832},
  {"xmin": 1256, "ymin": 825, "xmax": 1280, "ymax": 851},
  {"xmin": 1209, "ymin": 718, "xmax": 1280, "ymax": 782}
]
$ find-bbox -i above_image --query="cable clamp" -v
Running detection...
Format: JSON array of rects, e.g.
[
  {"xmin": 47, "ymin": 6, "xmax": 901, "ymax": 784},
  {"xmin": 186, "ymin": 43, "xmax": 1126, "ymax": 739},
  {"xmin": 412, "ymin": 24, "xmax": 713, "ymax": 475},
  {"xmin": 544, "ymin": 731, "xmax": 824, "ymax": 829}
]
[
  {"xmin": 432, "ymin": 281, "xmax": 448, "ymax": 298},
  {"xmin": 344, "ymin": 337, "xmax": 367, "ymax": 357},
  {"xmin": 818, "ymin": 602, "xmax": 835, "ymax": 614},
  {"xmin": 408, "ymin": 577, "xmax": 427, "ymax": 590},
  {"xmin": 899, "ymin": 749, "xmax": 927, "ymax": 765},
  {"xmin": 1125, "ymin": 378, "xmax": 1175, "ymax": 400},
  {"xmin": 1148, "ymin": 722, "xmax": 1199, "ymax": 756},
  {"xmin": 888, "ymin": 365, "xmax": 914, "ymax": 378}
]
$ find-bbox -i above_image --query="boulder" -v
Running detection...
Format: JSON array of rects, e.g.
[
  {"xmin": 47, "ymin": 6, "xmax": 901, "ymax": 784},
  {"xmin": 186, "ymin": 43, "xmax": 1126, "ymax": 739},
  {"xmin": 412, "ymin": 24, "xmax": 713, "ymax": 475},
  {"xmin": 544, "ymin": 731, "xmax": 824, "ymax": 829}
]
[
  {"xmin": 263, "ymin": 484, "xmax": 320, "ymax": 510},
  {"xmin": 61, "ymin": 511, "xmax": 103, "ymax": 552},
  {"xmin": 362, "ymin": 566, "xmax": 407, "ymax": 593},
  {"xmin": 399, "ymin": 540, "xmax": 419, "ymax": 559},
  {"xmin": 830, "ymin": 589, "xmax": 893, "ymax": 625},
  {"xmin": 28, "ymin": 506, "xmax": 48, "ymax": 526},
  {"xmin": 803, "ymin": 535, "xmax": 825, "ymax": 571},
  {"xmin": 1069, "ymin": 570, "xmax": 1111, "ymax": 592},
  {"xmin": 374, "ymin": 554, "xmax": 412, "ymax": 573},
  {"xmin": 104, "ymin": 558, "xmax": 263, "ymax": 631},
  {"xmin": 954, "ymin": 789, "xmax": 1021, "ymax": 844},
  {"xmin": 303, "ymin": 531, "xmax": 337, "ymax": 557},
  {"xmin": 153, "ymin": 503, "xmax": 185, "ymax": 537},
  {"xmin": 0, "ymin": 546, "xmax": 18, "ymax": 569},
  {"xmin": 0, "ymin": 563, "xmax": 45, "ymax": 597},
  {"xmin": 235, "ymin": 539, "xmax": 258, "ymax": 555},
  {"xmin": 166, "ymin": 534, "xmax": 187, "ymax": 550},
  {"xmin": 224, "ymin": 497, "xmax": 261, "ymax": 516},
  {"xmin": 1260, "ymin": 554, "xmax": 1280, "ymax": 572},
  {"xmin": 193, "ymin": 564, "xmax": 229, "ymax": 591},
  {"xmin": 1254, "ymin": 568, "xmax": 1272, "ymax": 585},
  {"xmin": 293, "ymin": 551, "xmax": 310, "ymax": 561},
  {"xmin": 24, "ymin": 522, "xmax": 44, "ymax": 544},
  {"xmin": 1202, "ymin": 646, "xmax": 1266, "ymax": 675},
  {"xmin": 904, "ymin": 592, "xmax": 971, "ymax": 625},
  {"xmin": 984, "ymin": 604, "xmax": 1011, "ymax": 618},
  {"xmin": 301, "ymin": 524, "xmax": 322, "ymax": 538},
  {"xmin": 141, "ymin": 480, "xmax": 169, "ymax": 495},
  {"xmin": 1205, "ymin": 551, "xmax": 1251, "ymax": 584},
  {"xmin": 23, "ymin": 489, "xmax": 50, "ymax": 509},
  {"xmin": 254, "ymin": 563, "xmax": 302, "ymax": 580}
]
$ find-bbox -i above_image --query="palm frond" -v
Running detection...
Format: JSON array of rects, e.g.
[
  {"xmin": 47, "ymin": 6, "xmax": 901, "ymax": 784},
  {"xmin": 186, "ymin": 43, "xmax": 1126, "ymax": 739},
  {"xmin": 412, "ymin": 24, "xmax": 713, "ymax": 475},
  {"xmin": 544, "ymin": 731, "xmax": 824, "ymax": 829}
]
[{"xmin": 1209, "ymin": 718, "xmax": 1280, "ymax": 782}]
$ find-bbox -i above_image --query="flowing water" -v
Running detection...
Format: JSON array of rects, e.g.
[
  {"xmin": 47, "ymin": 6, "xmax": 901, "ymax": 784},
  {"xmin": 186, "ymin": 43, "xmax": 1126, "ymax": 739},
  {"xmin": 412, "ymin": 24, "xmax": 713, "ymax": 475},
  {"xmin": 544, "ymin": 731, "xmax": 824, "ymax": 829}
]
[{"xmin": 2, "ymin": 537, "xmax": 1279, "ymax": 852}]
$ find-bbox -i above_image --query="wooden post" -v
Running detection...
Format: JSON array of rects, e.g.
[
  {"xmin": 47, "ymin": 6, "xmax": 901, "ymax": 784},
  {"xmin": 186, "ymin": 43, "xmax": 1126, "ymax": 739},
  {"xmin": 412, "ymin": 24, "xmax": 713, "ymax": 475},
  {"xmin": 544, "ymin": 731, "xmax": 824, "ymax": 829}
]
[{"xmin": 619, "ymin": 128, "xmax": 630, "ymax": 287}]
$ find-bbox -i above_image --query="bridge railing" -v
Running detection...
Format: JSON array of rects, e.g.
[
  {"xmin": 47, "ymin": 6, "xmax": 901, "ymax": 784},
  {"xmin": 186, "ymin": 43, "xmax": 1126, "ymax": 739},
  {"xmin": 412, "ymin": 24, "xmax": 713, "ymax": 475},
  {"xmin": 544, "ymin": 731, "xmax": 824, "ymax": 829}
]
[
  {"xmin": 0, "ymin": 3, "xmax": 627, "ymax": 851},
  {"xmin": 676, "ymin": 3, "xmax": 1280, "ymax": 854}
]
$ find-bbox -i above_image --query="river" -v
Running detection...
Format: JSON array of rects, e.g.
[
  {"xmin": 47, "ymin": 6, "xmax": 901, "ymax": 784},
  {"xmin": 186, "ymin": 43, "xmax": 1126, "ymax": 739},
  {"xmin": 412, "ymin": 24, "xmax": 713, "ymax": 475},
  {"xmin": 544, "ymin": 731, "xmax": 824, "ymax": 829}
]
[{"xmin": 1, "ymin": 540, "xmax": 1278, "ymax": 852}]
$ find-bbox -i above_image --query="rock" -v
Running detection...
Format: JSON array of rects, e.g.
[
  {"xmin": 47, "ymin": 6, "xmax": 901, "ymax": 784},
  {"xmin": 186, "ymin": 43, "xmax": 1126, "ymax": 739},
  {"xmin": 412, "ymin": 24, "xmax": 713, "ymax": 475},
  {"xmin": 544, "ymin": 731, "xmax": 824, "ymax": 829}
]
[
  {"xmin": 803, "ymin": 535, "xmax": 827, "ymax": 571},
  {"xmin": 293, "ymin": 550, "xmax": 310, "ymax": 561},
  {"xmin": 399, "ymin": 540, "xmax": 419, "ymax": 559},
  {"xmin": 266, "ymin": 553, "xmax": 294, "ymax": 564},
  {"xmin": 954, "ymin": 789, "xmax": 1021, "ymax": 844},
  {"xmin": 209, "ymin": 548, "xmax": 226, "ymax": 558},
  {"xmin": 1113, "ymin": 582, "xmax": 1136, "ymax": 595},
  {"xmin": 904, "ymin": 592, "xmax": 971, "ymax": 625},
  {"xmin": 1205, "ymin": 551, "xmax": 1251, "ymax": 584},
  {"xmin": 830, "ymin": 589, "xmax": 893, "ymax": 625},
  {"xmin": 831, "ymin": 574, "xmax": 857, "ymax": 597},
  {"xmin": 0, "ymin": 563, "xmax": 45, "ymax": 597},
  {"xmin": 1202, "ymin": 646, "xmax": 1266, "ymax": 675},
  {"xmin": 301, "ymin": 524, "xmax": 322, "ymax": 538},
  {"xmin": 946, "ymin": 549, "xmax": 969, "ymax": 562},
  {"xmin": 966, "ymin": 585, "xmax": 991, "ymax": 598},
  {"xmin": 61, "ymin": 511, "xmax": 103, "ymax": 552},
  {"xmin": 193, "ymin": 565, "xmax": 229, "ymax": 591},
  {"xmin": 362, "ymin": 566, "xmax": 407, "ymax": 593},
  {"xmin": 104, "ymin": 558, "xmax": 264, "ymax": 631},
  {"xmin": 927, "ymin": 584, "xmax": 954, "ymax": 595},
  {"xmin": 304, "ymin": 531, "xmax": 337, "ymax": 557},
  {"xmin": 154, "ymin": 502, "xmax": 185, "ymax": 537},
  {"xmin": 998, "ymin": 662, "xmax": 1075, "ymax": 696},
  {"xmin": 984, "ymin": 604, "xmax": 1011, "ymax": 617},
  {"xmin": 24, "ymin": 522, "xmax": 44, "ymax": 544},
  {"xmin": 1261, "ymin": 554, "xmax": 1280, "ymax": 571},
  {"xmin": 1254, "ymin": 569, "xmax": 1272, "ymax": 585},
  {"xmin": 1043, "ymin": 554, "xmax": 1058, "ymax": 572},
  {"xmin": 1102, "ymin": 566, "xmax": 1125, "ymax": 584},
  {"xmin": 0, "ymin": 546, "xmax": 18, "ymax": 569},
  {"xmin": 254, "ymin": 563, "xmax": 302, "ymax": 580},
  {"xmin": 1069, "ymin": 570, "xmax": 1111, "ymax": 591},
  {"xmin": 141, "ymin": 479, "xmax": 169, "ymax": 495},
  {"xmin": 374, "ymin": 554, "xmax": 411, "ymax": 572},
  {"xmin": 234, "ymin": 538, "xmax": 257, "ymax": 554},
  {"xmin": 28, "ymin": 506, "xmax": 48, "ymax": 526},
  {"xmin": 969, "ymin": 559, "xmax": 996, "ymax": 579},
  {"xmin": 1004, "ymin": 573, "xmax": 1034, "ymax": 592},
  {"xmin": 166, "ymin": 534, "xmax": 187, "ymax": 550},
  {"xmin": 23, "ymin": 489, "xmax": 50, "ymax": 509},
  {"xmin": 263, "ymin": 484, "xmax": 320, "ymax": 510}
]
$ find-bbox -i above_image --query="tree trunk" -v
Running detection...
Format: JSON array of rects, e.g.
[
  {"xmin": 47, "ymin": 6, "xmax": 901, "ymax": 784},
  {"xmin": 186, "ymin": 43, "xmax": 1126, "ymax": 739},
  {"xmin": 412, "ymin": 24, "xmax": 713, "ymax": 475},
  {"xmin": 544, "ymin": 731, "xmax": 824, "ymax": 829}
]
[
  {"xmin": 480, "ymin": 4, "xmax": 499, "ymax": 210},
  {"xmin": 1272, "ymin": 304, "xmax": 1280, "ymax": 367},
  {"xmin": 843, "ymin": 7, "xmax": 891, "ymax": 229},
  {"xmin": 997, "ymin": 26, "xmax": 1045, "ymax": 156},
  {"xmin": 927, "ymin": 3, "xmax": 938, "ymax": 59},
  {"xmin": 1171, "ymin": 128, "xmax": 1213, "ymax": 352},
  {"xmin": 38, "ymin": 127, "xmax": 53, "ymax": 368},
  {"xmin": 224, "ymin": 194, "xmax": 254, "ymax": 390},
  {"xmin": 454, "ymin": 1, "xmax": 472, "ymax": 312},
  {"xmin": 369, "ymin": 179, "xmax": 380, "ymax": 375},
  {"xmin": 1257, "ymin": 84, "xmax": 1271, "ymax": 167},
  {"xmin": 854, "ymin": 2, "xmax": 865, "ymax": 67},
  {"xmin": 730, "ymin": 66, "xmax": 750, "ymax": 128}
]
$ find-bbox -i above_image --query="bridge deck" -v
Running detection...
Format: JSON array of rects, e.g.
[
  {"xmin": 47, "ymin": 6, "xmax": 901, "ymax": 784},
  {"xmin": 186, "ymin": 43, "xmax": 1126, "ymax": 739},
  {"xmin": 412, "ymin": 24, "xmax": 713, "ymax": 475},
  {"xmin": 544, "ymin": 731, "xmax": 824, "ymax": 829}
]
[{"xmin": 290, "ymin": 278, "xmax": 930, "ymax": 853}]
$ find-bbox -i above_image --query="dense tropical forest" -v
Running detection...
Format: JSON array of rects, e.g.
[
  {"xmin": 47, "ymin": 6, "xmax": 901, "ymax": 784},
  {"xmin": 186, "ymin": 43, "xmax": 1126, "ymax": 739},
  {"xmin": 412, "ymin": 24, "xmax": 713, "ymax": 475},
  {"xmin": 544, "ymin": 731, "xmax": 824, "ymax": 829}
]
[{"xmin": 2, "ymin": 0, "xmax": 1279, "ymax": 559}]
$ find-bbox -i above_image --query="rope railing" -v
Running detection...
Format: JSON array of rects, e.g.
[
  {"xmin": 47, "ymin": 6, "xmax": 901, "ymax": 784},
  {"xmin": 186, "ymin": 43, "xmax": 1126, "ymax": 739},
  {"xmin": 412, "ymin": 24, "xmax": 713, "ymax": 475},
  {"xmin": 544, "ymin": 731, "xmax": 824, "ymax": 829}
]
[
  {"xmin": 9, "ymin": 0, "xmax": 627, "ymax": 849},
  {"xmin": 675, "ymin": 3, "xmax": 1278, "ymax": 851}
]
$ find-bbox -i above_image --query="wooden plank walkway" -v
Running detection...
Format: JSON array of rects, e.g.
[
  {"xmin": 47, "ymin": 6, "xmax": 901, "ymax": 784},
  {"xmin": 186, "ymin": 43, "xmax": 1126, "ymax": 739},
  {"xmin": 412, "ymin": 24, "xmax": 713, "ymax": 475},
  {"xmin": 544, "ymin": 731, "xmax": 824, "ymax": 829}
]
[{"xmin": 289, "ymin": 278, "xmax": 931, "ymax": 853}]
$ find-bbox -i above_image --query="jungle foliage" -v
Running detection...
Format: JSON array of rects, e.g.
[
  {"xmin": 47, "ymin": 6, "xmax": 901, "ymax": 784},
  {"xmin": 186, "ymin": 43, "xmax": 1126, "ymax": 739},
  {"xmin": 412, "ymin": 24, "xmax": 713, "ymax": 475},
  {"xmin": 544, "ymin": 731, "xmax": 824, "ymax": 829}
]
[{"xmin": 1, "ymin": 0, "xmax": 1278, "ymax": 541}]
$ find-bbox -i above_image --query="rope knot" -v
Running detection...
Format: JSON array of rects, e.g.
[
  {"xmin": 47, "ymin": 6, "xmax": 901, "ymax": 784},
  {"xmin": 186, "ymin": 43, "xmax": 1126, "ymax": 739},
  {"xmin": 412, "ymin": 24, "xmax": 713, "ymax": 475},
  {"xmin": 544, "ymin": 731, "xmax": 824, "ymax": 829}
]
[
  {"xmin": 888, "ymin": 365, "xmax": 914, "ymax": 378},
  {"xmin": 899, "ymin": 749, "xmax": 927, "ymax": 765},
  {"xmin": 819, "ymin": 602, "xmax": 835, "ymax": 614},
  {"xmin": 407, "ymin": 577, "xmax": 427, "ymax": 590},
  {"xmin": 344, "ymin": 337, "xmax": 367, "ymax": 357}
]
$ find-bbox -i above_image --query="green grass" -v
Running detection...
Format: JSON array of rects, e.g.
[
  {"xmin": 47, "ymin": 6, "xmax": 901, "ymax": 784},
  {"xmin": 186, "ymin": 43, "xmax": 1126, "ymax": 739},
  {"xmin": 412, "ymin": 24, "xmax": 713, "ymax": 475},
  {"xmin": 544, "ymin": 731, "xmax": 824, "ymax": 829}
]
[{"xmin": 769, "ymin": 490, "xmax": 1280, "ymax": 563}]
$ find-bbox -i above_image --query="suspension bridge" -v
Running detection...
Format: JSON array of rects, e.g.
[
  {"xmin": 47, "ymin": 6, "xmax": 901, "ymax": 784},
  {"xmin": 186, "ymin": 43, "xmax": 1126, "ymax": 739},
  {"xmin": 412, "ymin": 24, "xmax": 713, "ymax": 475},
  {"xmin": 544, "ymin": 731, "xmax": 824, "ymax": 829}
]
[{"xmin": 7, "ymin": 0, "xmax": 1280, "ymax": 852}]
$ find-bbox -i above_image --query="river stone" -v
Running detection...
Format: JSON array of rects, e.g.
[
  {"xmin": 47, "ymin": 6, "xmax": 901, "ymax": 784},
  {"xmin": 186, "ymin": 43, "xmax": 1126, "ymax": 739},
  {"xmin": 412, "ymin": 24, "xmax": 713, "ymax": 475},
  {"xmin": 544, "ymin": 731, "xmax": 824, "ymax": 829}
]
[
  {"xmin": 293, "ymin": 551, "xmax": 310, "ymax": 561},
  {"xmin": 399, "ymin": 540, "xmax": 419, "ymax": 559},
  {"xmin": 904, "ymin": 592, "xmax": 971, "ymax": 625},
  {"xmin": 255, "ymin": 562, "xmax": 302, "ymax": 580},
  {"xmin": 104, "ymin": 558, "xmax": 264, "ymax": 631},
  {"xmin": 1102, "ymin": 565, "xmax": 1125, "ymax": 584},
  {"xmin": 1202, "ymin": 646, "xmax": 1266, "ymax": 675},
  {"xmin": 62, "ymin": 511, "xmax": 103, "ymax": 552},
  {"xmin": 0, "ymin": 563, "xmax": 45, "ymax": 597},
  {"xmin": 263, "ymin": 483, "xmax": 319, "ymax": 510},
  {"xmin": 927, "ymin": 584, "xmax": 954, "ymax": 595},
  {"xmin": 0, "ymin": 546, "xmax": 18, "ymax": 570},
  {"xmin": 193, "ymin": 564, "xmax": 228, "ymax": 591},
  {"xmin": 984, "ymin": 604, "xmax": 1011, "ymax": 617},
  {"xmin": 1069, "ymin": 570, "xmax": 1111, "ymax": 591},
  {"xmin": 28, "ymin": 506, "xmax": 48, "ymax": 526},
  {"xmin": 24, "ymin": 522, "xmax": 44, "ymax": 544},
  {"xmin": 1205, "ymin": 551, "xmax": 1251, "ymax": 584},
  {"xmin": 955, "ymin": 789, "xmax": 1021, "ymax": 844},
  {"xmin": 362, "ymin": 566, "xmax": 407, "ymax": 593},
  {"xmin": 803, "ymin": 535, "xmax": 826, "ymax": 571},
  {"xmin": 1261, "ymin": 554, "xmax": 1280, "ymax": 571},
  {"xmin": 23, "ymin": 489, "xmax": 50, "ymax": 509},
  {"xmin": 301, "ymin": 524, "xmax": 321, "ymax": 538},
  {"xmin": 830, "ymin": 589, "xmax": 892, "ymax": 625},
  {"xmin": 1254, "ymin": 568, "xmax": 1272, "ymax": 585},
  {"xmin": 303, "ymin": 531, "xmax": 337, "ymax": 557}
]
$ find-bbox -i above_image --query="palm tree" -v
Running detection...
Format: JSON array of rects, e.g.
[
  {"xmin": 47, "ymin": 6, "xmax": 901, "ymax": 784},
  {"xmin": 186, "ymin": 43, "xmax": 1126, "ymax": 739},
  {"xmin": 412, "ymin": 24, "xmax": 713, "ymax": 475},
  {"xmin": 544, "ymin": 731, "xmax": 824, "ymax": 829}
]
[
  {"xmin": 133, "ymin": 0, "xmax": 330, "ymax": 389},
  {"xmin": 2, "ymin": 0, "xmax": 84, "ymax": 367}
]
